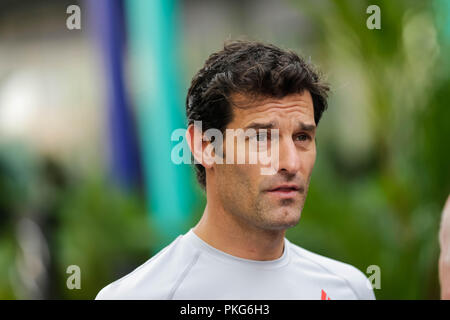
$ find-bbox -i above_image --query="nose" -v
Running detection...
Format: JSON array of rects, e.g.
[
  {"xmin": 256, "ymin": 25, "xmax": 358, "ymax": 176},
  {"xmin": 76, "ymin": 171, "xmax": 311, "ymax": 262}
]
[{"xmin": 276, "ymin": 137, "xmax": 301, "ymax": 176}]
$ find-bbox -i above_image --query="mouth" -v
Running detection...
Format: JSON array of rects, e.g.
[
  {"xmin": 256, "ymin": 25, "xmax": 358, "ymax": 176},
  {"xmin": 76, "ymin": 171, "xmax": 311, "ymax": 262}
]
[{"xmin": 266, "ymin": 184, "xmax": 302, "ymax": 198}]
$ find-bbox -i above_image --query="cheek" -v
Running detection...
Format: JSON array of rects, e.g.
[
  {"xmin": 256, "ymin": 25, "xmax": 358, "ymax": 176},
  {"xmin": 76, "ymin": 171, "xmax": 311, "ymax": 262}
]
[
  {"xmin": 301, "ymin": 149, "xmax": 316, "ymax": 174},
  {"xmin": 217, "ymin": 163, "xmax": 259, "ymax": 194}
]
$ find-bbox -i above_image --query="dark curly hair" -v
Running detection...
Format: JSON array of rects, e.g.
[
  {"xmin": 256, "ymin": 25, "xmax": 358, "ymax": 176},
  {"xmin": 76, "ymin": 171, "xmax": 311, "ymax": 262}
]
[{"xmin": 186, "ymin": 40, "xmax": 329, "ymax": 189}]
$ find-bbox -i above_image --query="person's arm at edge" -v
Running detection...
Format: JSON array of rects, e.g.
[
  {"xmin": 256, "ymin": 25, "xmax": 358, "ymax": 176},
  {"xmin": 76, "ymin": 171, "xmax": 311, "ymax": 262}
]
[{"xmin": 439, "ymin": 195, "xmax": 450, "ymax": 300}]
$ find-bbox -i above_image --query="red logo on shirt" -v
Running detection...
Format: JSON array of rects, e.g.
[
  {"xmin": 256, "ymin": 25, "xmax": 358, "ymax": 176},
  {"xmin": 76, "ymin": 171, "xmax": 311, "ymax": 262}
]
[{"xmin": 321, "ymin": 289, "xmax": 331, "ymax": 300}]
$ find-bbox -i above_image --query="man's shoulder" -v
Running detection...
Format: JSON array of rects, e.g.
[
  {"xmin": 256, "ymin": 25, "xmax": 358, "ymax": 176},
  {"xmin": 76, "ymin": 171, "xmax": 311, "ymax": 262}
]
[
  {"xmin": 287, "ymin": 240, "xmax": 376, "ymax": 299},
  {"xmin": 95, "ymin": 234, "xmax": 196, "ymax": 300}
]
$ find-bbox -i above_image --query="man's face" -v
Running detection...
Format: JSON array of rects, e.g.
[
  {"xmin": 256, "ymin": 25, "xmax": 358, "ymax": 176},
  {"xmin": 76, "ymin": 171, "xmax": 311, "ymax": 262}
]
[{"xmin": 214, "ymin": 91, "xmax": 317, "ymax": 231}]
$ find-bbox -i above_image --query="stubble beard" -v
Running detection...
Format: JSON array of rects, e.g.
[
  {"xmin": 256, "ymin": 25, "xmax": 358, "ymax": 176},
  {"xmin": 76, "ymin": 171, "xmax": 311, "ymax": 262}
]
[
  {"xmin": 251, "ymin": 172, "xmax": 312, "ymax": 231},
  {"xmin": 219, "ymin": 170, "xmax": 312, "ymax": 233}
]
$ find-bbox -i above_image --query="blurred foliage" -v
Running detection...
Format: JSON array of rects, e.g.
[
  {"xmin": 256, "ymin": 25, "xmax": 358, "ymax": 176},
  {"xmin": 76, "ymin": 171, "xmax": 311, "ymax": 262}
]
[{"xmin": 0, "ymin": 144, "xmax": 154, "ymax": 299}]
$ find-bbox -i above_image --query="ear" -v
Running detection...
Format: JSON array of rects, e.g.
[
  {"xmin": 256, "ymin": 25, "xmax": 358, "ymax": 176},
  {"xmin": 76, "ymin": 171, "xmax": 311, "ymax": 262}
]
[{"xmin": 186, "ymin": 124, "xmax": 215, "ymax": 169}]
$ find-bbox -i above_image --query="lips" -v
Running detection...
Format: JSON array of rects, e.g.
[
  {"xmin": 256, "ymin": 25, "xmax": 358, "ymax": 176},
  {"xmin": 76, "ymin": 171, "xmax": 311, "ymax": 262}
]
[
  {"xmin": 265, "ymin": 184, "xmax": 302, "ymax": 199},
  {"xmin": 268, "ymin": 184, "xmax": 300, "ymax": 192}
]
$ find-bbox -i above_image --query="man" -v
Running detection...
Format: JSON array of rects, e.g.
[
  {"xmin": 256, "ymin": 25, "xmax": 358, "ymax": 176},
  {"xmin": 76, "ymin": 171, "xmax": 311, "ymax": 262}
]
[{"xmin": 96, "ymin": 40, "xmax": 375, "ymax": 300}]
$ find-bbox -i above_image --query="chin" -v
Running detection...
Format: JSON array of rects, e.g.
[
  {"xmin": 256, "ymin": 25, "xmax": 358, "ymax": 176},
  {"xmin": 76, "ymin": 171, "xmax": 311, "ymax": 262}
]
[
  {"xmin": 261, "ymin": 220, "xmax": 300, "ymax": 231},
  {"xmin": 261, "ymin": 210, "xmax": 301, "ymax": 230}
]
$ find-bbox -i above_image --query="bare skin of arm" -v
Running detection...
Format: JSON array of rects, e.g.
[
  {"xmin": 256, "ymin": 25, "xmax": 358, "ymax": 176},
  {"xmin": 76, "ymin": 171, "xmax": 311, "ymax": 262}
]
[{"xmin": 439, "ymin": 195, "xmax": 450, "ymax": 300}]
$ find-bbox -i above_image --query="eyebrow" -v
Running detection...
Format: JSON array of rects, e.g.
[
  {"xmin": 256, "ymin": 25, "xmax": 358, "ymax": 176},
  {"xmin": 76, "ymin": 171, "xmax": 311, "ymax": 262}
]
[
  {"xmin": 243, "ymin": 121, "xmax": 316, "ymax": 132},
  {"xmin": 243, "ymin": 121, "xmax": 277, "ymax": 130},
  {"xmin": 296, "ymin": 122, "xmax": 316, "ymax": 132}
]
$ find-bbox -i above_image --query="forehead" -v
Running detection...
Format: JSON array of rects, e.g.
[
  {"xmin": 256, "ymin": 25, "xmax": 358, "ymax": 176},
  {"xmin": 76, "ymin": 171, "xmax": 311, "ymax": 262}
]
[{"xmin": 228, "ymin": 91, "xmax": 315, "ymax": 128}]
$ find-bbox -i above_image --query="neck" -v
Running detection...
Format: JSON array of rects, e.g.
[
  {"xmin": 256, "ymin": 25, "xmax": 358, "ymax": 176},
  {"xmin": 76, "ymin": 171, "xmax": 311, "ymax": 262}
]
[{"xmin": 193, "ymin": 202, "xmax": 286, "ymax": 261}]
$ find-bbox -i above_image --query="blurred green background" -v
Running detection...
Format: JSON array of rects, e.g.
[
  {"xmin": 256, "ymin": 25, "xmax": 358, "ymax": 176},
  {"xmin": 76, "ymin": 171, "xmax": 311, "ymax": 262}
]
[{"xmin": 0, "ymin": 0, "xmax": 448, "ymax": 299}]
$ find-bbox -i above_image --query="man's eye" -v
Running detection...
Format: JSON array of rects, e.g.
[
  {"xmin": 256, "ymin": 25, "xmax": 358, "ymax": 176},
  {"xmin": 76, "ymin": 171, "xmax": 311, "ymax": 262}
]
[
  {"xmin": 295, "ymin": 134, "xmax": 310, "ymax": 142},
  {"xmin": 255, "ymin": 133, "xmax": 268, "ymax": 141}
]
